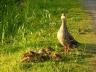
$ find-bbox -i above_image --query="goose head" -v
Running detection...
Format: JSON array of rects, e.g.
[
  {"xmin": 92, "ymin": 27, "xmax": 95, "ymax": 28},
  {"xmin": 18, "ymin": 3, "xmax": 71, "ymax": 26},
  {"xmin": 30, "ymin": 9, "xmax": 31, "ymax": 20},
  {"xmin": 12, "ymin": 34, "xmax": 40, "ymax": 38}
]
[
  {"xmin": 61, "ymin": 13, "xmax": 66, "ymax": 21},
  {"xmin": 59, "ymin": 13, "xmax": 66, "ymax": 31}
]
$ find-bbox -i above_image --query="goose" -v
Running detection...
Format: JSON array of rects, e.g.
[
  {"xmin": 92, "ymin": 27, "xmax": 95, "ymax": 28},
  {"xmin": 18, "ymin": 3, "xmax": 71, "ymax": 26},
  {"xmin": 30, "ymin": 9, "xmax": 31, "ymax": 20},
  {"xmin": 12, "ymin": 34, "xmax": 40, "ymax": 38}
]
[
  {"xmin": 50, "ymin": 52, "xmax": 62, "ymax": 61},
  {"xmin": 57, "ymin": 14, "xmax": 79, "ymax": 53},
  {"xmin": 45, "ymin": 47, "xmax": 55, "ymax": 54},
  {"xmin": 21, "ymin": 51, "xmax": 36, "ymax": 62}
]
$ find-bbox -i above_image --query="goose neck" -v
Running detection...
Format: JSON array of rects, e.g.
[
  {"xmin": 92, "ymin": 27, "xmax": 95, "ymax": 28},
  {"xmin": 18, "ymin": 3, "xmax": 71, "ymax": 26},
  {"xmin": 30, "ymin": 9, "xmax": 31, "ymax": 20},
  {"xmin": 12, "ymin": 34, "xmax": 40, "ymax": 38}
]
[{"xmin": 61, "ymin": 19, "xmax": 66, "ymax": 28}]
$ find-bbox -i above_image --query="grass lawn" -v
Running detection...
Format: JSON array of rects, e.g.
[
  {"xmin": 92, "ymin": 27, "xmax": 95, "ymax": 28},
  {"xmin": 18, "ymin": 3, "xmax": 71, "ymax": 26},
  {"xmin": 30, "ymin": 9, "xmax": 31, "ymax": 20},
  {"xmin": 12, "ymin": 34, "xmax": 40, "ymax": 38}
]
[{"xmin": 0, "ymin": 0, "xmax": 96, "ymax": 72}]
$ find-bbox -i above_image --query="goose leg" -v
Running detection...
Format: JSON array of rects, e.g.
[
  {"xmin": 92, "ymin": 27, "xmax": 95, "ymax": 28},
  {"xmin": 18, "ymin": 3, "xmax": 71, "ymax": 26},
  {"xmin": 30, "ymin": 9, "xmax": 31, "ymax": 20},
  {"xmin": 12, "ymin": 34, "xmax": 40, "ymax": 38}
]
[
  {"xmin": 64, "ymin": 45, "xmax": 68, "ymax": 54},
  {"xmin": 64, "ymin": 44, "xmax": 70, "ymax": 54},
  {"xmin": 67, "ymin": 44, "xmax": 70, "ymax": 51}
]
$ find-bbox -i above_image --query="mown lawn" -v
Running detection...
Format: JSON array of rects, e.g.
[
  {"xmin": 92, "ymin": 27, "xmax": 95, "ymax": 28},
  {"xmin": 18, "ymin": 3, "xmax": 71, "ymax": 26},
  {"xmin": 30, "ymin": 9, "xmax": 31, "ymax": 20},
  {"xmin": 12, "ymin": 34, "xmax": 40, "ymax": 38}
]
[{"xmin": 0, "ymin": 0, "xmax": 95, "ymax": 72}]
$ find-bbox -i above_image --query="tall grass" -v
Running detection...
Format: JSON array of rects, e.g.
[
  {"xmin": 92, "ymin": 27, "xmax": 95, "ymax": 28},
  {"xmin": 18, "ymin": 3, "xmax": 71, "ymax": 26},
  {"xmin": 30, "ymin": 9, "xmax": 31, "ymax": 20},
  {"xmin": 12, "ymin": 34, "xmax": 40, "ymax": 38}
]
[
  {"xmin": 0, "ymin": 0, "xmax": 28, "ymax": 44},
  {"xmin": 0, "ymin": 0, "xmax": 83, "ymax": 46}
]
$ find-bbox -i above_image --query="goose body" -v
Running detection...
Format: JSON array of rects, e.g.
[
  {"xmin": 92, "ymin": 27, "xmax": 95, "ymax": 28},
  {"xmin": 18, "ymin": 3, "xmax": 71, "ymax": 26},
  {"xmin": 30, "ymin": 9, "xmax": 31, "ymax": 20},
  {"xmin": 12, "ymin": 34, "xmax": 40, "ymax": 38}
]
[
  {"xmin": 57, "ymin": 14, "xmax": 79, "ymax": 51},
  {"xmin": 57, "ymin": 14, "xmax": 66, "ymax": 46}
]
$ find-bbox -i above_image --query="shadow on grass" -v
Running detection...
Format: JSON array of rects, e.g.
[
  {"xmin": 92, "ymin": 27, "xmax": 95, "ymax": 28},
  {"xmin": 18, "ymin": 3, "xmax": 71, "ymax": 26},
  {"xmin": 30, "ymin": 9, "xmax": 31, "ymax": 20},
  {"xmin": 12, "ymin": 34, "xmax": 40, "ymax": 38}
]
[
  {"xmin": 80, "ymin": 44, "xmax": 96, "ymax": 54},
  {"xmin": 85, "ymin": 43, "xmax": 96, "ymax": 54},
  {"xmin": 53, "ymin": 43, "xmax": 95, "ymax": 62},
  {"xmin": 78, "ymin": 43, "xmax": 96, "ymax": 59}
]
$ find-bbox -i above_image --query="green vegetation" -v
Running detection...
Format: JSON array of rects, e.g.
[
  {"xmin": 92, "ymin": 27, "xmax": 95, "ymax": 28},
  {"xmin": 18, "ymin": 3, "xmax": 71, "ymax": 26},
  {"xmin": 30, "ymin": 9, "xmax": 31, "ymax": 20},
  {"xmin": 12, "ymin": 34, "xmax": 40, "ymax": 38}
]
[{"xmin": 0, "ymin": 0, "xmax": 95, "ymax": 72}]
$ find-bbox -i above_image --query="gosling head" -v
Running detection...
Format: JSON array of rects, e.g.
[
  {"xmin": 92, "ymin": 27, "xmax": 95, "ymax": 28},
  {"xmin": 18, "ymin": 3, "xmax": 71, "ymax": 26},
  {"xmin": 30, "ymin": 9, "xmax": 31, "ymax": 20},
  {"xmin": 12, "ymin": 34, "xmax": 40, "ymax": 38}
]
[{"xmin": 61, "ymin": 13, "xmax": 65, "ymax": 20}]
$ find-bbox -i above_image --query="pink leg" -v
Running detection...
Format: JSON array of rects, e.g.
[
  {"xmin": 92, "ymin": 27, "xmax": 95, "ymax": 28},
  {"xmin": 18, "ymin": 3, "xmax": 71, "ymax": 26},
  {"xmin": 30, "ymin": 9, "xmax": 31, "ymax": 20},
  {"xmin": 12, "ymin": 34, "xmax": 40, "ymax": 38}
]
[{"xmin": 64, "ymin": 44, "xmax": 70, "ymax": 54}]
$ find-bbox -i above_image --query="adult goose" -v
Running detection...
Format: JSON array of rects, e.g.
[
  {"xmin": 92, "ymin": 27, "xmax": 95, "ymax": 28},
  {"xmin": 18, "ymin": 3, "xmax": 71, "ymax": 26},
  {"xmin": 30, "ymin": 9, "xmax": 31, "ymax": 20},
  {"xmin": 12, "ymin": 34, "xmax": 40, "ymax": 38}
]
[{"xmin": 57, "ymin": 14, "xmax": 79, "ymax": 53}]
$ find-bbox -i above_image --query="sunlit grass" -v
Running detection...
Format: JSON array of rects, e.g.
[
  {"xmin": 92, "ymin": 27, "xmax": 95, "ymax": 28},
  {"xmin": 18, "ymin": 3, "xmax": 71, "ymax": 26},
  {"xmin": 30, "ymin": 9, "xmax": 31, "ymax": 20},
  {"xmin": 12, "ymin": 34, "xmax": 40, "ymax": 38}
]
[{"xmin": 0, "ymin": 0, "xmax": 96, "ymax": 72}]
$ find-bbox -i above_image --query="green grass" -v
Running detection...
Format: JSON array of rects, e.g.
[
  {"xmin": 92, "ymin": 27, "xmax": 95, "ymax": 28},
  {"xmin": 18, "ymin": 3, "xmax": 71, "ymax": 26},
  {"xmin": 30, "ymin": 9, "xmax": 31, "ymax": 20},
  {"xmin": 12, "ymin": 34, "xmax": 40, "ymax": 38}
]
[{"xmin": 0, "ymin": 0, "xmax": 96, "ymax": 72}]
